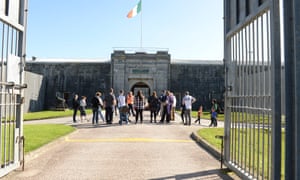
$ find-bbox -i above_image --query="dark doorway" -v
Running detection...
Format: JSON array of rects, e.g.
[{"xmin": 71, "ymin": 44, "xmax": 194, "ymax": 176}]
[{"xmin": 131, "ymin": 82, "xmax": 150, "ymax": 97}]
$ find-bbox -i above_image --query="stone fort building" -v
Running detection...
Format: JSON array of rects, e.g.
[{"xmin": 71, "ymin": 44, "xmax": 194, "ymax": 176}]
[{"xmin": 24, "ymin": 50, "xmax": 224, "ymax": 112}]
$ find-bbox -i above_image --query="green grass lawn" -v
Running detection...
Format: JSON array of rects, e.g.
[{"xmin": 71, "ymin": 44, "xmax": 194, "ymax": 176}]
[
  {"xmin": 24, "ymin": 109, "xmax": 92, "ymax": 121},
  {"xmin": 24, "ymin": 124, "xmax": 75, "ymax": 153},
  {"xmin": 22, "ymin": 109, "xmax": 94, "ymax": 153},
  {"xmin": 197, "ymin": 127, "xmax": 285, "ymax": 179},
  {"xmin": 192, "ymin": 111, "xmax": 224, "ymax": 121},
  {"xmin": 197, "ymin": 128, "xmax": 224, "ymax": 150},
  {"xmin": 175, "ymin": 111, "xmax": 224, "ymax": 121},
  {"xmin": 1, "ymin": 123, "xmax": 75, "ymax": 164}
]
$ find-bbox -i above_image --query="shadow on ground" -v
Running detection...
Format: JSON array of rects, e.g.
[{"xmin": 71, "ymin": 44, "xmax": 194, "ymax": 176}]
[{"xmin": 149, "ymin": 168, "xmax": 236, "ymax": 180}]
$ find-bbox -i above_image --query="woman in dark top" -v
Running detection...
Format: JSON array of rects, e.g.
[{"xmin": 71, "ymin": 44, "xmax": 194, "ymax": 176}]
[{"xmin": 148, "ymin": 91, "xmax": 160, "ymax": 123}]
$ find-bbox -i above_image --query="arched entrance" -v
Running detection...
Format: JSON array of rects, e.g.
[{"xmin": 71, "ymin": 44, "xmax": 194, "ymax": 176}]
[{"xmin": 131, "ymin": 82, "xmax": 150, "ymax": 97}]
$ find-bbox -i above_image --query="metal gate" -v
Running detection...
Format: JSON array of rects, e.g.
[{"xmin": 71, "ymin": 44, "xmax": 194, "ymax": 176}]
[
  {"xmin": 223, "ymin": 0, "xmax": 282, "ymax": 179},
  {"xmin": 0, "ymin": 0, "xmax": 28, "ymax": 177}
]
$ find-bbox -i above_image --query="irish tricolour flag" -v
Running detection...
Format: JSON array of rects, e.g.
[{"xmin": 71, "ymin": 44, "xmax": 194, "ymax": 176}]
[{"xmin": 127, "ymin": 0, "xmax": 142, "ymax": 18}]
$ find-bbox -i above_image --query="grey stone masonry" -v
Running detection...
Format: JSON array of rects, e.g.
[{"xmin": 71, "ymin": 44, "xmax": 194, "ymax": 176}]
[
  {"xmin": 170, "ymin": 61, "xmax": 224, "ymax": 110},
  {"xmin": 25, "ymin": 61, "xmax": 111, "ymax": 111},
  {"xmin": 111, "ymin": 51, "xmax": 170, "ymax": 96},
  {"xmin": 24, "ymin": 53, "xmax": 224, "ymax": 112}
]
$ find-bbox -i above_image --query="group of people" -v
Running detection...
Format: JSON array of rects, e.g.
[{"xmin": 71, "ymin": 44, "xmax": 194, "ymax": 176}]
[
  {"xmin": 152, "ymin": 90, "xmax": 176, "ymax": 124},
  {"xmin": 71, "ymin": 88, "xmax": 219, "ymax": 127},
  {"xmin": 72, "ymin": 88, "xmax": 126, "ymax": 125},
  {"xmin": 116, "ymin": 89, "xmax": 178, "ymax": 125},
  {"xmin": 71, "ymin": 88, "xmax": 152, "ymax": 125}
]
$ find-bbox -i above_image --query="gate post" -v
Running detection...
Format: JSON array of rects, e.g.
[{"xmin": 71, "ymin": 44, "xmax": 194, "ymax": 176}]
[
  {"xmin": 223, "ymin": 0, "xmax": 232, "ymax": 165},
  {"xmin": 283, "ymin": 0, "xmax": 300, "ymax": 179},
  {"xmin": 270, "ymin": 0, "xmax": 282, "ymax": 179}
]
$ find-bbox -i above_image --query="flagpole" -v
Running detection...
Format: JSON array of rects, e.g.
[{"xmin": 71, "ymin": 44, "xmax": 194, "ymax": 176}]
[{"xmin": 140, "ymin": 0, "xmax": 143, "ymax": 48}]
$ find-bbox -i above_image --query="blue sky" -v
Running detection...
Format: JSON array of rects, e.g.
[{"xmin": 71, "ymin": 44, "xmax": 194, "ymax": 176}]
[{"xmin": 26, "ymin": 0, "xmax": 224, "ymax": 60}]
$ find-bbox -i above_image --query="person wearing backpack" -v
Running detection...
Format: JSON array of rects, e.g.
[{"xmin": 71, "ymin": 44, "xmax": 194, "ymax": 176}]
[
  {"xmin": 104, "ymin": 88, "xmax": 116, "ymax": 124},
  {"xmin": 117, "ymin": 90, "xmax": 129, "ymax": 125},
  {"xmin": 212, "ymin": 99, "xmax": 219, "ymax": 114},
  {"xmin": 209, "ymin": 106, "xmax": 218, "ymax": 127},
  {"xmin": 210, "ymin": 99, "xmax": 218, "ymax": 127},
  {"xmin": 91, "ymin": 92, "xmax": 101, "ymax": 125}
]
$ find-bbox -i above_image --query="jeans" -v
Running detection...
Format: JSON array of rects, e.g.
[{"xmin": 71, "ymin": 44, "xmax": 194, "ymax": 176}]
[
  {"xmin": 92, "ymin": 108, "xmax": 99, "ymax": 124},
  {"xmin": 98, "ymin": 107, "xmax": 105, "ymax": 121},
  {"xmin": 105, "ymin": 106, "xmax": 113, "ymax": 124},
  {"xmin": 150, "ymin": 110, "xmax": 157, "ymax": 122},
  {"xmin": 128, "ymin": 104, "xmax": 135, "ymax": 116},
  {"xmin": 184, "ymin": 109, "xmax": 191, "ymax": 125},
  {"xmin": 160, "ymin": 105, "xmax": 167, "ymax": 122},
  {"xmin": 73, "ymin": 108, "xmax": 78, "ymax": 122},
  {"xmin": 119, "ymin": 106, "xmax": 129, "ymax": 125},
  {"xmin": 135, "ymin": 109, "xmax": 143, "ymax": 123}
]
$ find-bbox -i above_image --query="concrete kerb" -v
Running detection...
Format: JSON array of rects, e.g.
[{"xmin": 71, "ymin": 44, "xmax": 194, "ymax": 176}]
[
  {"xmin": 190, "ymin": 131, "xmax": 239, "ymax": 179},
  {"xmin": 173, "ymin": 112, "xmax": 224, "ymax": 167},
  {"xmin": 190, "ymin": 131, "xmax": 222, "ymax": 163}
]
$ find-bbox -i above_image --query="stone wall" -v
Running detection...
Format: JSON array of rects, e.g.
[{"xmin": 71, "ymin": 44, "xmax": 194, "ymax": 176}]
[
  {"xmin": 25, "ymin": 61, "xmax": 111, "ymax": 110},
  {"xmin": 170, "ymin": 61, "xmax": 224, "ymax": 110},
  {"xmin": 24, "ymin": 58, "xmax": 225, "ymax": 112}
]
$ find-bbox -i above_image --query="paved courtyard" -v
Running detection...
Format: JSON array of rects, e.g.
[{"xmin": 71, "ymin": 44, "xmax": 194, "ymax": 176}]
[{"xmin": 4, "ymin": 111, "xmax": 239, "ymax": 180}]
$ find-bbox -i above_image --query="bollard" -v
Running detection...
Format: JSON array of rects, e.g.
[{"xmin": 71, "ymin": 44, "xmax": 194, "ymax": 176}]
[{"xmin": 215, "ymin": 135, "xmax": 224, "ymax": 169}]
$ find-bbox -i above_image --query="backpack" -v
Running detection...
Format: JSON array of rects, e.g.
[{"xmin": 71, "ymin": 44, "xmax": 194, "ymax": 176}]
[{"xmin": 91, "ymin": 96, "xmax": 100, "ymax": 108}]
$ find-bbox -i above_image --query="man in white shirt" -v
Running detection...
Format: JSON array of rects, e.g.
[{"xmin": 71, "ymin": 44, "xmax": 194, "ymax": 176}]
[{"xmin": 182, "ymin": 91, "xmax": 196, "ymax": 125}]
